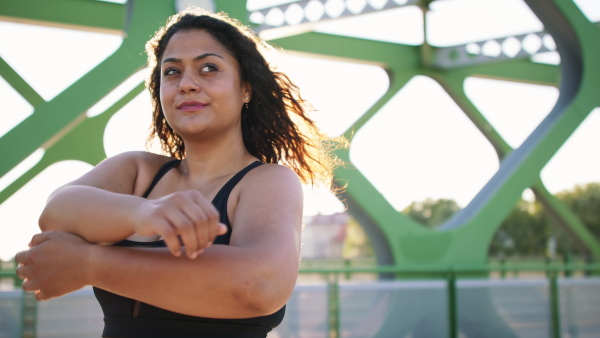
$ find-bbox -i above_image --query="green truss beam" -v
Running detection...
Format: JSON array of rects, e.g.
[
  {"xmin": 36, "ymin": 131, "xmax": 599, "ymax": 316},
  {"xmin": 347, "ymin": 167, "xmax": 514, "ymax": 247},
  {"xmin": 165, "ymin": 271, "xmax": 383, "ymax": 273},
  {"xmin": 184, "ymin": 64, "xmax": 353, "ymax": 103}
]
[
  {"xmin": 0, "ymin": 0, "xmax": 125, "ymax": 33},
  {"xmin": 1, "ymin": 0, "xmax": 598, "ymax": 267},
  {"xmin": 1, "ymin": 1, "xmax": 599, "ymax": 336}
]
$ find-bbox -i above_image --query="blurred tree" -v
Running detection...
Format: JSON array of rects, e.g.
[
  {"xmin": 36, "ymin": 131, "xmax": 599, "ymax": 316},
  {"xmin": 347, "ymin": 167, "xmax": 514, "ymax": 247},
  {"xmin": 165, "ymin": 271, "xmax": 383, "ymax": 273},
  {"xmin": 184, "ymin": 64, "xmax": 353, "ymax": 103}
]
[
  {"xmin": 399, "ymin": 189, "xmax": 595, "ymax": 259},
  {"xmin": 489, "ymin": 199, "xmax": 550, "ymax": 258},
  {"xmin": 402, "ymin": 198, "xmax": 461, "ymax": 228},
  {"xmin": 345, "ymin": 182, "xmax": 599, "ymax": 260},
  {"xmin": 555, "ymin": 182, "xmax": 600, "ymax": 242},
  {"xmin": 489, "ymin": 183, "xmax": 600, "ymax": 259}
]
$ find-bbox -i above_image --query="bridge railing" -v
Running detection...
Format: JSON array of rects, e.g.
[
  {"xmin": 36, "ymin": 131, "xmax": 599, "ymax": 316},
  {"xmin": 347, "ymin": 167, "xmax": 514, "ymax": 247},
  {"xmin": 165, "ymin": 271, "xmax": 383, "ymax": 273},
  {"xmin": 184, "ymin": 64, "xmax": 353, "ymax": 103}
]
[
  {"xmin": 295, "ymin": 262, "xmax": 600, "ymax": 338},
  {"xmin": 1, "ymin": 262, "xmax": 599, "ymax": 338}
]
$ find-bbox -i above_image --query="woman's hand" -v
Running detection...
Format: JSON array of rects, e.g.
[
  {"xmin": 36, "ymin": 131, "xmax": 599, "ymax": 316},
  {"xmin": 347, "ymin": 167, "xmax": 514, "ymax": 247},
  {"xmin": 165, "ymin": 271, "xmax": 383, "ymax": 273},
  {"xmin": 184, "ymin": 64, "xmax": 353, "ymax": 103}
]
[
  {"xmin": 15, "ymin": 231, "xmax": 93, "ymax": 300},
  {"xmin": 132, "ymin": 190, "xmax": 227, "ymax": 258}
]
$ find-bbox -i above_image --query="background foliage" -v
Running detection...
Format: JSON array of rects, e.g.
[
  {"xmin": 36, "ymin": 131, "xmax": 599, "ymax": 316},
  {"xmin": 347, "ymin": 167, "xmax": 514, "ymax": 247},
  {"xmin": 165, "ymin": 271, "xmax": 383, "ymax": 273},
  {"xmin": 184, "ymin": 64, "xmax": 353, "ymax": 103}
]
[{"xmin": 343, "ymin": 182, "xmax": 600, "ymax": 260}]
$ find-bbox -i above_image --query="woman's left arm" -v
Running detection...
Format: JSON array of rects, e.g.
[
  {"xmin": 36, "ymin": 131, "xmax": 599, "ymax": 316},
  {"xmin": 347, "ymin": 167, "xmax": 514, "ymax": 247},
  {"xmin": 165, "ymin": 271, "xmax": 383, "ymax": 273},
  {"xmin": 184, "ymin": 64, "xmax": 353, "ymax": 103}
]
[{"xmin": 16, "ymin": 164, "xmax": 303, "ymax": 318}]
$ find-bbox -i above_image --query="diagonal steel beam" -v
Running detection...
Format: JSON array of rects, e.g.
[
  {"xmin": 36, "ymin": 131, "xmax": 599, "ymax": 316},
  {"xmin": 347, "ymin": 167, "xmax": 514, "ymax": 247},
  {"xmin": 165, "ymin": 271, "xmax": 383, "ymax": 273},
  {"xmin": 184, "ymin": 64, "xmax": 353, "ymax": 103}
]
[
  {"xmin": 0, "ymin": 0, "xmax": 174, "ymax": 179},
  {"xmin": 433, "ymin": 21, "xmax": 600, "ymax": 69},
  {"xmin": 0, "ymin": 56, "xmax": 45, "ymax": 107},
  {"xmin": 0, "ymin": 0, "xmax": 125, "ymax": 34},
  {"xmin": 433, "ymin": 30, "xmax": 557, "ymax": 69},
  {"xmin": 250, "ymin": 0, "xmax": 418, "ymax": 33}
]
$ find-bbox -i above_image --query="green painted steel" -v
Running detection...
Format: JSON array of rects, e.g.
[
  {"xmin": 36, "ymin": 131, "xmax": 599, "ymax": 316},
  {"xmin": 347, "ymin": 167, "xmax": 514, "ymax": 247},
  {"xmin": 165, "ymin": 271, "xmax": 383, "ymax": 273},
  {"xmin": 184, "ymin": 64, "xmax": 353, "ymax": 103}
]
[
  {"xmin": 0, "ymin": 56, "xmax": 45, "ymax": 107},
  {"xmin": 270, "ymin": 0, "xmax": 600, "ymax": 268},
  {"xmin": 0, "ymin": 0, "xmax": 175, "ymax": 205},
  {"xmin": 549, "ymin": 271, "xmax": 561, "ymax": 338},
  {"xmin": 0, "ymin": 0, "xmax": 125, "ymax": 33},
  {"xmin": 19, "ymin": 292, "xmax": 37, "ymax": 338},
  {"xmin": 447, "ymin": 271, "xmax": 458, "ymax": 338},
  {"xmin": 1, "ymin": 0, "xmax": 599, "ymax": 336},
  {"xmin": 327, "ymin": 274, "xmax": 341, "ymax": 338},
  {"xmin": 4, "ymin": 0, "xmax": 595, "ymax": 266}
]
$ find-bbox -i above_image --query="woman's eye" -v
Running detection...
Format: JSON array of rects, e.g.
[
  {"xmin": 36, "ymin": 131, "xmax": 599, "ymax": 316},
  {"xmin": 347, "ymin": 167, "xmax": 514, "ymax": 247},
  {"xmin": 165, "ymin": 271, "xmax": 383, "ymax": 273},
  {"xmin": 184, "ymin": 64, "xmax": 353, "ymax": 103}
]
[
  {"xmin": 164, "ymin": 68, "xmax": 179, "ymax": 76},
  {"xmin": 200, "ymin": 64, "xmax": 218, "ymax": 73}
]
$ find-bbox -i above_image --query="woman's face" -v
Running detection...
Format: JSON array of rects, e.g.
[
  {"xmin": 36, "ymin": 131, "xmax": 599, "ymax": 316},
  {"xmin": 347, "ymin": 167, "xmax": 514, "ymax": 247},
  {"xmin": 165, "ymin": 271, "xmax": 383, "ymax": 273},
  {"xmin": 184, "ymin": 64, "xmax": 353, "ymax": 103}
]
[{"xmin": 159, "ymin": 29, "xmax": 251, "ymax": 141}]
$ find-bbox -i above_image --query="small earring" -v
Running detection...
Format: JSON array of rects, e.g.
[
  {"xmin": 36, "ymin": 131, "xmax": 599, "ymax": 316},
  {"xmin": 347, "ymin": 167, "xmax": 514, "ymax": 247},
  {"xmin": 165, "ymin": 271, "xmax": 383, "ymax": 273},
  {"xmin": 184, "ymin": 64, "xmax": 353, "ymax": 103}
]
[{"xmin": 245, "ymin": 97, "xmax": 249, "ymax": 109}]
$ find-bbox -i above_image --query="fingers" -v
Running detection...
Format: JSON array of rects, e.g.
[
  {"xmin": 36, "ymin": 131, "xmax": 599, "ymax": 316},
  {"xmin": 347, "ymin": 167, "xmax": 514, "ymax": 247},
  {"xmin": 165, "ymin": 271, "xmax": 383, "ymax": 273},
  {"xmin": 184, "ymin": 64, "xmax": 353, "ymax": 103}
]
[
  {"xmin": 15, "ymin": 250, "xmax": 28, "ymax": 265},
  {"xmin": 28, "ymin": 232, "xmax": 51, "ymax": 247},
  {"xmin": 170, "ymin": 198, "xmax": 219, "ymax": 258},
  {"xmin": 16, "ymin": 258, "xmax": 43, "ymax": 299},
  {"xmin": 165, "ymin": 209, "xmax": 198, "ymax": 258},
  {"xmin": 156, "ymin": 219, "xmax": 182, "ymax": 257},
  {"xmin": 21, "ymin": 276, "xmax": 41, "ymax": 292},
  {"xmin": 15, "ymin": 232, "xmax": 50, "ymax": 270},
  {"xmin": 143, "ymin": 191, "xmax": 226, "ymax": 258},
  {"xmin": 16, "ymin": 263, "xmax": 29, "ymax": 279},
  {"xmin": 188, "ymin": 193, "xmax": 220, "ymax": 256},
  {"xmin": 34, "ymin": 290, "xmax": 47, "ymax": 301}
]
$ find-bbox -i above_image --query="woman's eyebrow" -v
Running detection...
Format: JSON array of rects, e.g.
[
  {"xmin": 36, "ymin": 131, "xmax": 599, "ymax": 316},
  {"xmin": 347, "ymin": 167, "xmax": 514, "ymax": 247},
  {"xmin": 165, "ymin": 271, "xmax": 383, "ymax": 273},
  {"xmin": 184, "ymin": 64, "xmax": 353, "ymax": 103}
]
[{"xmin": 162, "ymin": 53, "xmax": 224, "ymax": 64}]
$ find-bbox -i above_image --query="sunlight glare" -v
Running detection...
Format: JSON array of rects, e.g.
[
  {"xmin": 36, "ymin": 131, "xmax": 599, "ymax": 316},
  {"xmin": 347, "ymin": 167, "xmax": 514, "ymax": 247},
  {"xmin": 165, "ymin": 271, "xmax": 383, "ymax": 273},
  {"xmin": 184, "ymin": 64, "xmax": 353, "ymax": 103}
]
[
  {"xmin": 351, "ymin": 75, "xmax": 498, "ymax": 210},
  {"xmin": 0, "ymin": 22, "xmax": 122, "ymax": 101},
  {"xmin": 0, "ymin": 161, "xmax": 93, "ymax": 261}
]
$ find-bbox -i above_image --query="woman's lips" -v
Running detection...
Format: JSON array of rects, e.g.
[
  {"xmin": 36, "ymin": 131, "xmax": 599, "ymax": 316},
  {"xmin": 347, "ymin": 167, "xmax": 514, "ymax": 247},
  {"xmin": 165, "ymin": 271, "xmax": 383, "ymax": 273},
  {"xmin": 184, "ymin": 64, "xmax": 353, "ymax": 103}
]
[
  {"xmin": 179, "ymin": 104, "xmax": 206, "ymax": 111},
  {"xmin": 178, "ymin": 101, "xmax": 207, "ymax": 111}
]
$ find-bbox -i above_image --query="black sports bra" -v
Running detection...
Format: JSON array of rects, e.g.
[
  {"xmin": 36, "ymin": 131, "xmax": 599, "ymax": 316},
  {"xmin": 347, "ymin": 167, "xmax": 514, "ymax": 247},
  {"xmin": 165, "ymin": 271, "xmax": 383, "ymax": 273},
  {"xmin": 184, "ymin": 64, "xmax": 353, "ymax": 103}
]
[{"xmin": 93, "ymin": 160, "xmax": 285, "ymax": 338}]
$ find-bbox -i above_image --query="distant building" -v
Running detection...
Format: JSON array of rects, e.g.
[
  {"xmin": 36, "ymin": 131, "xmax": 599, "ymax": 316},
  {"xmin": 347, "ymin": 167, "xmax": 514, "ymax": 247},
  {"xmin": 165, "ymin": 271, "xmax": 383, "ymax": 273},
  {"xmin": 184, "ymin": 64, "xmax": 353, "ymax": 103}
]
[{"xmin": 301, "ymin": 212, "xmax": 349, "ymax": 259}]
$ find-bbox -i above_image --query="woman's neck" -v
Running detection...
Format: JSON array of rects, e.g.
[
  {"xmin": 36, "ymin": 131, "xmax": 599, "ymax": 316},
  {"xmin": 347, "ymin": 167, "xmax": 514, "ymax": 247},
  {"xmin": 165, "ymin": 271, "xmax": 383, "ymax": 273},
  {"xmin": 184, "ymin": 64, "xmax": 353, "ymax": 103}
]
[{"xmin": 179, "ymin": 135, "xmax": 257, "ymax": 182}]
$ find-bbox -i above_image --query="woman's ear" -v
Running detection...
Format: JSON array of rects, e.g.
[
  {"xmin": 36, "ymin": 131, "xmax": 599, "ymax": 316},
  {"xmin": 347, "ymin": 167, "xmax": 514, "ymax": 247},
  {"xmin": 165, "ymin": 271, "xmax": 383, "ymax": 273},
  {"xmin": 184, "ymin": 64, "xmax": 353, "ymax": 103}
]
[{"xmin": 242, "ymin": 82, "xmax": 252, "ymax": 102}]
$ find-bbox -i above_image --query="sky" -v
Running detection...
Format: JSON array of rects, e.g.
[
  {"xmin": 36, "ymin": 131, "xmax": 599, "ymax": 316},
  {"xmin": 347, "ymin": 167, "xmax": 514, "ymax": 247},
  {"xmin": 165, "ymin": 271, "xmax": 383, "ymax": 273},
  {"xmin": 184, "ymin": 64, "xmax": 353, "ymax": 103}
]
[{"xmin": 0, "ymin": 0, "xmax": 599, "ymax": 260}]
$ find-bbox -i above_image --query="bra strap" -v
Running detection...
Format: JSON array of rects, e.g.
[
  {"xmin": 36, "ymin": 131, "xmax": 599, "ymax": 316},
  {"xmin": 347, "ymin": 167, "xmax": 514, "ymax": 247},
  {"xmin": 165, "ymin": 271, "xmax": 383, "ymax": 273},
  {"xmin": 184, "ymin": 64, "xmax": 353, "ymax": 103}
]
[
  {"xmin": 212, "ymin": 161, "xmax": 263, "ymax": 225},
  {"xmin": 142, "ymin": 159, "xmax": 181, "ymax": 198}
]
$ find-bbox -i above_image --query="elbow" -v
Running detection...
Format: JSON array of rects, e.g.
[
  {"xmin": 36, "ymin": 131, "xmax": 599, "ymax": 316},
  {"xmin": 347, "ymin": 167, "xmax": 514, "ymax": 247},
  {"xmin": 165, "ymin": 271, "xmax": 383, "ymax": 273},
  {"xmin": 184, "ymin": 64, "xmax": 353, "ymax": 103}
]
[
  {"xmin": 238, "ymin": 272, "xmax": 297, "ymax": 317},
  {"xmin": 38, "ymin": 206, "xmax": 57, "ymax": 232},
  {"xmin": 38, "ymin": 187, "xmax": 74, "ymax": 232},
  {"xmin": 38, "ymin": 197, "xmax": 68, "ymax": 232},
  {"xmin": 38, "ymin": 189, "xmax": 62, "ymax": 232},
  {"xmin": 240, "ymin": 287, "xmax": 291, "ymax": 317}
]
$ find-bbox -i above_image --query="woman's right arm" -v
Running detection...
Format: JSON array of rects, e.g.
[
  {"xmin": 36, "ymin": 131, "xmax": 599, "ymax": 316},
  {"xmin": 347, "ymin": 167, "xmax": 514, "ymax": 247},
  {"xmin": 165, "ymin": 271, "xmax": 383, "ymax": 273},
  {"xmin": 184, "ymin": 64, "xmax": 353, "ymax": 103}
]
[
  {"xmin": 38, "ymin": 151, "xmax": 226, "ymax": 257},
  {"xmin": 38, "ymin": 151, "xmax": 148, "ymax": 244}
]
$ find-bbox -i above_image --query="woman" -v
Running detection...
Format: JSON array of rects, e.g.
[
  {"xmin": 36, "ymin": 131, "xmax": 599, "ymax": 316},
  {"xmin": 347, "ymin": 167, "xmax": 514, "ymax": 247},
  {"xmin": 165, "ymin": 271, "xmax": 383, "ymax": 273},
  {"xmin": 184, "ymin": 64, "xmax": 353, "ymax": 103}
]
[{"xmin": 15, "ymin": 7, "xmax": 343, "ymax": 338}]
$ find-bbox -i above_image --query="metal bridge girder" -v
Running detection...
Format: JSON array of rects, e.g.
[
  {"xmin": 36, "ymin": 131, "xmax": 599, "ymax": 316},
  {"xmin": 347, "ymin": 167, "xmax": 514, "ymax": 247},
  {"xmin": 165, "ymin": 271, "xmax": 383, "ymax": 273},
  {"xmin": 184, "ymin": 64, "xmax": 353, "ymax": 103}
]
[{"xmin": 1, "ymin": 0, "xmax": 598, "ymax": 268}]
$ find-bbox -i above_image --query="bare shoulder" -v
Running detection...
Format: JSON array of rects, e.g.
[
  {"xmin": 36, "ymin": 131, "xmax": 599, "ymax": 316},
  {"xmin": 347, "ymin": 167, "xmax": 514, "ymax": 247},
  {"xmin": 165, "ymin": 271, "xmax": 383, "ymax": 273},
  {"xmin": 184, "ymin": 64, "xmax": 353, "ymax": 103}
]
[
  {"xmin": 235, "ymin": 163, "xmax": 303, "ymax": 212},
  {"xmin": 85, "ymin": 151, "xmax": 172, "ymax": 177},
  {"xmin": 238, "ymin": 163, "xmax": 303, "ymax": 198},
  {"xmin": 67, "ymin": 151, "xmax": 175, "ymax": 196},
  {"xmin": 96, "ymin": 151, "xmax": 170, "ymax": 167},
  {"xmin": 244, "ymin": 163, "xmax": 301, "ymax": 187}
]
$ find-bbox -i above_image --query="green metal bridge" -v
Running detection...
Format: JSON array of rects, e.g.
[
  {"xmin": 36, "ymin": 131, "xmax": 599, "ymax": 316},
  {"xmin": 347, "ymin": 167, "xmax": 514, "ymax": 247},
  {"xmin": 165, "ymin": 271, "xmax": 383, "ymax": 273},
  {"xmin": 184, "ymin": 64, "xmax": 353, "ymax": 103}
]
[{"xmin": 1, "ymin": 0, "xmax": 599, "ymax": 337}]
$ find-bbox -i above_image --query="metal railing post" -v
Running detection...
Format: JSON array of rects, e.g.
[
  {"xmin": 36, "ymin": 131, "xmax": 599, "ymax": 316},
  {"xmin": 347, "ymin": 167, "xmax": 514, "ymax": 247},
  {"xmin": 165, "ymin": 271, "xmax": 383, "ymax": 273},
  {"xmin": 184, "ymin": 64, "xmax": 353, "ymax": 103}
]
[
  {"xmin": 327, "ymin": 273, "xmax": 340, "ymax": 338},
  {"xmin": 20, "ymin": 291, "xmax": 37, "ymax": 338},
  {"xmin": 549, "ymin": 271, "xmax": 561, "ymax": 338},
  {"xmin": 447, "ymin": 270, "xmax": 458, "ymax": 338},
  {"xmin": 344, "ymin": 259, "xmax": 351, "ymax": 280}
]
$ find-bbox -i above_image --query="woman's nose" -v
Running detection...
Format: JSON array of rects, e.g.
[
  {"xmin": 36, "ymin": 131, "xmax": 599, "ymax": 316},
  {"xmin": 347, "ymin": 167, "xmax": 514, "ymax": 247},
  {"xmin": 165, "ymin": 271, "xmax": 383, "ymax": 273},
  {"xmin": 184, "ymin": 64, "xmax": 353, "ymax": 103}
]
[{"xmin": 179, "ymin": 73, "xmax": 199, "ymax": 93}]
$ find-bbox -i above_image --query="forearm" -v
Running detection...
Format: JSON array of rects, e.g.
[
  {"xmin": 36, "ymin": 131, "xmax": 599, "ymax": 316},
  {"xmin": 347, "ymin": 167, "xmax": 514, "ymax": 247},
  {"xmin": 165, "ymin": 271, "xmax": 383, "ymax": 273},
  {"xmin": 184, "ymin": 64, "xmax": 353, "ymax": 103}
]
[
  {"xmin": 39, "ymin": 186, "xmax": 140, "ymax": 243},
  {"xmin": 89, "ymin": 243, "xmax": 297, "ymax": 318}
]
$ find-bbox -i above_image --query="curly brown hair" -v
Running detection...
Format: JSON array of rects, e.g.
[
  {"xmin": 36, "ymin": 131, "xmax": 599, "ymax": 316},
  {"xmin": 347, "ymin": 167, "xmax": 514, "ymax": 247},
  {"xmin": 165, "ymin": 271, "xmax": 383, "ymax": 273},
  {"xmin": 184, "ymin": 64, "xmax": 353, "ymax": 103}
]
[{"xmin": 145, "ymin": 7, "xmax": 346, "ymax": 187}]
